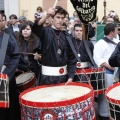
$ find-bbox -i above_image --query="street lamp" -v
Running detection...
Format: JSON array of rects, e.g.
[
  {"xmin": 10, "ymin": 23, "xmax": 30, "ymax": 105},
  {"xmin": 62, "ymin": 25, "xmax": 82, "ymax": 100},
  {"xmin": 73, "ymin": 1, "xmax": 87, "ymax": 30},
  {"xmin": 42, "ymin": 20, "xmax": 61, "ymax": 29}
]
[{"xmin": 103, "ymin": 0, "xmax": 106, "ymax": 17}]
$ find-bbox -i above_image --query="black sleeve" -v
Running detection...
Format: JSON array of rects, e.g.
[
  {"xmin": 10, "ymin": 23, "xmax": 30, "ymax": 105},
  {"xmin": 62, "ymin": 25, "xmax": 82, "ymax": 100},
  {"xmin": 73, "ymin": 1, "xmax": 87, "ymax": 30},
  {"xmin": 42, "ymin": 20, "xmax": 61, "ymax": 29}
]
[
  {"xmin": 66, "ymin": 35, "xmax": 77, "ymax": 79},
  {"xmin": 88, "ymin": 40, "xmax": 94, "ymax": 56},
  {"xmin": 3, "ymin": 35, "xmax": 20, "ymax": 80},
  {"xmin": 32, "ymin": 21, "xmax": 45, "ymax": 43},
  {"xmin": 109, "ymin": 42, "xmax": 120, "ymax": 67}
]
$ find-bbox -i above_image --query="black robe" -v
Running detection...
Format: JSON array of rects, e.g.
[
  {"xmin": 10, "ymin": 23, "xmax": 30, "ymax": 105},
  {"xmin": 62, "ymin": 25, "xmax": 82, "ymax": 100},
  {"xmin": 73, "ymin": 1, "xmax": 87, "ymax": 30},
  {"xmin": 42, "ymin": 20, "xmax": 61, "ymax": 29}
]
[
  {"xmin": 72, "ymin": 39, "xmax": 94, "ymax": 82},
  {"xmin": 33, "ymin": 24, "xmax": 77, "ymax": 85},
  {"xmin": 0, "ymin": 32, "xmax": 20, "ymax": 120},
  {"xmin": 72, "ymin": 39, "xmax": 94, "ymax": 63}
]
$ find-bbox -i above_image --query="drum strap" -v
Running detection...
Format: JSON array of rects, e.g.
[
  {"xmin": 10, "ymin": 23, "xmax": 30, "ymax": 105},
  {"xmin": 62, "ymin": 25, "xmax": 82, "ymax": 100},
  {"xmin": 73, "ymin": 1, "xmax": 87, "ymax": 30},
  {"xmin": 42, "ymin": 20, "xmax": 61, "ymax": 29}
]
[
  {"xmin": 65, "ymin": 35, "xmax": 81, "ymax": 62},
  {"xmin": 0, "ymin": 33, "xmax": 9, "ymax": 72},
  {"xmin": 83, "ymin": 40, "xmax": 97, "ymax": 67}
]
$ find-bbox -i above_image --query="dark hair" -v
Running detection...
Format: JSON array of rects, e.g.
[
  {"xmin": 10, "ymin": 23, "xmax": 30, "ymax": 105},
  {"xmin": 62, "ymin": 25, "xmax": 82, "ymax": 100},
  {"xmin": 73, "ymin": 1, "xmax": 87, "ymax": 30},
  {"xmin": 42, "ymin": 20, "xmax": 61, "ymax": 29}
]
[
  {"xmin": 2, "ymin": 14, "xmax": 6, "ymax": 20},
  {"xmin": 52, "ymin": 6, "xmax": 68, "ymax": 18},
  {"xmin": 104, "ymin": 23, "xmax": 117, "ymax": 35},
  {"xmin": 74, "ymin": 24, "xmax": 82, "ymax": 30},
  {"xmin": 37, "ymin": 6, "xmax": 43, "ymax": 12},
  {"xmin": 9, "ymin": 14, "xmax": 18, "ymax": 20},
  {"xmin": 0, "ymin": 12, "xmax": 6, "ymax": 21},
  {"xmin": 0, "ymin": 12, "xmax": 3, "ymax": 17},
  {"xmin": 18, "ymin": 21, "xmax": 38, "ymax": 52}
]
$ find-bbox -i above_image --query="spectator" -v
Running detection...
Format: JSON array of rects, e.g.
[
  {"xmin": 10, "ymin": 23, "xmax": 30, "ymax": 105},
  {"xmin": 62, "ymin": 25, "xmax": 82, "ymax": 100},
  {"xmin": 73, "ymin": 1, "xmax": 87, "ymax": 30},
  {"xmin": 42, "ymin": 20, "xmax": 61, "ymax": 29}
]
[
  {"xmin": 19, "ymin": 16, "xmax": 27, "ymax": 24},
  {"xmin": 34, "ymin": 6, "xmax": 43, "ymax": 20}
]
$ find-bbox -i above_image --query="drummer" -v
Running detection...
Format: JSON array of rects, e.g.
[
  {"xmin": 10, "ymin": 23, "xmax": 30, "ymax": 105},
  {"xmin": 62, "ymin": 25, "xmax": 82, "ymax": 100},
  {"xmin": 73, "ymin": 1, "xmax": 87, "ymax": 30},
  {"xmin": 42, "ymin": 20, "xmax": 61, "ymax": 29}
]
[
  {"xmin": 0, "ymin": 12, "xmax": 20, "ymax": 120},
  {"xmin": 16, "ymin": 21, "xmax": 41, "ymax": 81},
  {"xmin": 33, "ymin": 6, "xmax": 77, "ymax": 85},
  {"xmin": 72, "ymin": 23, "xmax": 95, "ymax": 82}
]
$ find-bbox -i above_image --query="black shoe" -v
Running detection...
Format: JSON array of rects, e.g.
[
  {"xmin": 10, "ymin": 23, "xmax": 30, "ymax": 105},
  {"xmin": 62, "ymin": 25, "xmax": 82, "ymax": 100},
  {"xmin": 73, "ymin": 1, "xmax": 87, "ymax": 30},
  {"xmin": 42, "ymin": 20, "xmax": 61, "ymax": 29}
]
[
  {"xmin": 94, "ymin": 96, "xmax": 98, "ymax": 103},
  {"xmin": 99, "ymin": 115, "xmax": 109, "ymax": 120}
]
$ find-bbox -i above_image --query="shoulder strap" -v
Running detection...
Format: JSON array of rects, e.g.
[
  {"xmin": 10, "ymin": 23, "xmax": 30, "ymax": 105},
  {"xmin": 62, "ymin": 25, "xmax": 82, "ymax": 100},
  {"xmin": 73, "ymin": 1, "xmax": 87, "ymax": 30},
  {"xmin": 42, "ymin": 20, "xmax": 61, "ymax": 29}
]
[
  {"xmin": 83, "ymin": 40, "xmax": 97, "ymax": 67},
  {"xmin": 0, "ymin": 33, "xmax": 9, "ymax": 71},
  {"xmin": 66, "ymin": 34, "xmax": 81, "ymax": 62},
  {"xmin": 103, "ymin": 37, "xmax": 117, "ymax": 45}
]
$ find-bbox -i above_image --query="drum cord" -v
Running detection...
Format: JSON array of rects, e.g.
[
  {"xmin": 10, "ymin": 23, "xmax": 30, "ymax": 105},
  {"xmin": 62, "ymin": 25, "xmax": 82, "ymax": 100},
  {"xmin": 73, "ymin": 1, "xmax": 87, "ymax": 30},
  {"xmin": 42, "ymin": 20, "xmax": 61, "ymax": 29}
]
[
  {"xmin": 75, "ymin": 68, "xmax": 94, "ymax": 91},
  {"xmin": 75, "ymin": 68, "xmax": 95, "ymax": 120},
  {"xmin": 75, "ymin": 67, "xmax": 106, "ymax": 95}
]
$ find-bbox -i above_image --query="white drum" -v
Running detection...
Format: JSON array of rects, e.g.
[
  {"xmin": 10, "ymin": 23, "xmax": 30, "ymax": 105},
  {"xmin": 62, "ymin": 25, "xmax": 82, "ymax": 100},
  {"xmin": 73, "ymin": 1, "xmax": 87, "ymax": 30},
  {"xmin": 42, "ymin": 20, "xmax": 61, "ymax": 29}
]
[
  {"xmin": 106, "ymin": 82, "xmax": 120, "ymax": 120},
  {"xmin": 19, "ymin": 82, "xmax": 96, "ymax": 120}
]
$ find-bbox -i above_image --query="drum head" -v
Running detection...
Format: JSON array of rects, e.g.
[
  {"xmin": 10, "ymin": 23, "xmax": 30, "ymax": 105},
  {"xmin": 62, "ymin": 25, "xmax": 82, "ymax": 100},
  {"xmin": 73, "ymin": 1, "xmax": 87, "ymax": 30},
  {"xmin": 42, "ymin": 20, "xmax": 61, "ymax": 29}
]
[
  {"xmin": 16, "ymin": 72, "xmax": 34, "ymax": 85},
  {"xmin": 20, "ymin": 82, "xmax": 93, "ymax": 107},
  {"xmin": 22, "ymin": 85, "xmax": 91, "ymax": 102},
  {"xmin": 106, "ymin": 82, "xmax": 120, "ymax": 104}
]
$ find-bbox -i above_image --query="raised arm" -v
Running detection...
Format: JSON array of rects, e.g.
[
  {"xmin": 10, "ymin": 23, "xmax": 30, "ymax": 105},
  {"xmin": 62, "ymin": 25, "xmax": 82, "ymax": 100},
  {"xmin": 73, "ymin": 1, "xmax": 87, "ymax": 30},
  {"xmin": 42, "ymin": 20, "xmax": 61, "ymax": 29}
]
[{"xmin": 38, "ymin": 8, "xmax": 56, "ymax": 25}]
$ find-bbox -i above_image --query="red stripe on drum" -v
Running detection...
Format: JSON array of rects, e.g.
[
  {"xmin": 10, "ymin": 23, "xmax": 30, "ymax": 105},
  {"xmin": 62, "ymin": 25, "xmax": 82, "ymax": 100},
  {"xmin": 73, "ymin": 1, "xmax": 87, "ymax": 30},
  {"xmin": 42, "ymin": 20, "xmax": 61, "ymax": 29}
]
[{"xmin": 0, "ymin": 102, "xmax": 9, "ymax": 108}]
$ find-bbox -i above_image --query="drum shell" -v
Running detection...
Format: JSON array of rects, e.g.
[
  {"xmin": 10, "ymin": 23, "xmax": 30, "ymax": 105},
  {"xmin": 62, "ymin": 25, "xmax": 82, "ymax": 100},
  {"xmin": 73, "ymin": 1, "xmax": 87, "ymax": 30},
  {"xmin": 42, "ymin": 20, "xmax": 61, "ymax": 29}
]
[
  {"xmin": 106, "ymin": 82, "xmax": 120, "ymax": 120},
  {"xmin": 74, "ymin": 67, "xmax": 106, "ymax": 95},
  {"xmin": 16, "ymin": 72, "xmax": 36, "ymax": 92},
  {"xmin": 0, "ymin": 74, "xmax": 9, "ymax": 108},
  {"xmin": 19, "ymin": 83, "xmax": 96, "ymax": 120}
]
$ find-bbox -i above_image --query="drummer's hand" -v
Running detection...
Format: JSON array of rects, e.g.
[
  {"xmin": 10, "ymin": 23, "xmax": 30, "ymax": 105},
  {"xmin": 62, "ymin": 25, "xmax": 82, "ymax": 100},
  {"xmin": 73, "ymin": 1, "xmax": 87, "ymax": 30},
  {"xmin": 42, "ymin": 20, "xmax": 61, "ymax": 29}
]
[
  {"xmin": 47, "ymin": 7, "xmax": 56, "ymax": 17},
  {"xmin": 33, "ymin": 52, "xmax": 41, "ymax": 61},
  {"xmin": 65, "ymin": 78, "xmax": 73, "ymax": 85}
]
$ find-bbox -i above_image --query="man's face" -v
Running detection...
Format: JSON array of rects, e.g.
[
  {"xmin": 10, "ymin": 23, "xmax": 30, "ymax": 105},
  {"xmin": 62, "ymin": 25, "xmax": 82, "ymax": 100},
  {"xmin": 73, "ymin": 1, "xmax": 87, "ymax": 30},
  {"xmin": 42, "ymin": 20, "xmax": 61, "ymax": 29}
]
[
  {"xmin": 73, "ymin": 11, "xmax": 78, "ymax": 18},
  {"xmin": 74, "ymin": 18, "xmax": 81, "ymax": 25},
  {"xmin": 0, "ymin": 14, "xmax": 3, "ymax": 31},
  {"xmin": 64, "ymin": 18, "xmax": 69, "ymax": 26},
  {"xmin": 74, "ymin": 26, "xmax": 82, "ymax": 40},
  {"xmin": 52, "ymin": 13, "xmax": 65, "ymax": 30},
  {"xmin": 10, "ymin": 17, "xmax": 17, "ymax": 25}
]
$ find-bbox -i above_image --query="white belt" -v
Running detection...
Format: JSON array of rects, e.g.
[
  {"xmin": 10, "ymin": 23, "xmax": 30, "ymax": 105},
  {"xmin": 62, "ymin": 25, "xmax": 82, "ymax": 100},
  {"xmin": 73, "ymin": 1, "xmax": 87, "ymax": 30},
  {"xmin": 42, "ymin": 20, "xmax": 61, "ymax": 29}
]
[
  {"xmin": 1, "ymin": 65, "xmax": 6, "ymax": 73},
  {"xmin": 42, "ymin": 65, "xmax": 67, "ymax": 76},
  {"xmin": 76, "ymin": 62, "xmax": 90, "ymax": 68}
]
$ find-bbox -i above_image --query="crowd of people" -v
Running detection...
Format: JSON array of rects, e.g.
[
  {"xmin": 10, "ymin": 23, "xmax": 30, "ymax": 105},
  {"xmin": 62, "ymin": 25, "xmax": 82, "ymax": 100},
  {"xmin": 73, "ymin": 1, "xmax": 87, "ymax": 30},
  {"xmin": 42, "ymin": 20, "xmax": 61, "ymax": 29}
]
[{"xmin": 0, "ymin": 5, "xmax": 120, "ymax": 120}]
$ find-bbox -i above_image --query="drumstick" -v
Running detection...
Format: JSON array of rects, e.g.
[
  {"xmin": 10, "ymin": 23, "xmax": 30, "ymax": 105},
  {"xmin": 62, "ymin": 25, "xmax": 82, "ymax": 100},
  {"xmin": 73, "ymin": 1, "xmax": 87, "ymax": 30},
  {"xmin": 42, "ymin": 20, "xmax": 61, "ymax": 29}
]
[
  {"xmin": 53, "ymin": 0, "xmax": 59, "ymax": 8},
  {"xmin": 19, "ymin": 52, "xmax": 41, "ymax": 56}
]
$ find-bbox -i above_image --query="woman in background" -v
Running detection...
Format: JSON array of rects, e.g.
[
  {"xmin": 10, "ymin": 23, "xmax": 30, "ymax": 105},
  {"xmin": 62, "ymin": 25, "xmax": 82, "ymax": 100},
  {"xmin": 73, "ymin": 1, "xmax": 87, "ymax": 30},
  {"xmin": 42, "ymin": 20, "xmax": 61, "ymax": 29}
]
[{"xmin": 16, "ymin": 21, "xmax": 41, "ymax": 82}]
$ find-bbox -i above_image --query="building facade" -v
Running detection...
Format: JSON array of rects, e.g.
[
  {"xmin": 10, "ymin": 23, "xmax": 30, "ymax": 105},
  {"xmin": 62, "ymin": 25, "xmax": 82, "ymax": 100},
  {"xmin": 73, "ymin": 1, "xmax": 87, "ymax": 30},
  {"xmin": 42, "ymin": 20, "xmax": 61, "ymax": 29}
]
[{"xmin": 2, "ymin": 0, "xmax": 120, "ymax": 22}]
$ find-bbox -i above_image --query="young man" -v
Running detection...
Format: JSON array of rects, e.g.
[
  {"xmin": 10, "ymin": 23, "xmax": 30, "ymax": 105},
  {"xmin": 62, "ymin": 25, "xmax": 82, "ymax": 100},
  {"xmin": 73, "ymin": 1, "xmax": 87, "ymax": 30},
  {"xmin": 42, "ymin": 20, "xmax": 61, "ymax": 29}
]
[
  {"xmin": 93, "ymin": 23, "xmax": 118, "ymax": 120},
  {"xmin": 72, "ymin": 24, "xmax": 94, "ymax": 82},
  {"xmin": 0, "ymin": 12, "xmax": 20, "ymax": 120},
  {"xmin": 33, "ymin": 6, "xmax": 77, "ymax": 85}
]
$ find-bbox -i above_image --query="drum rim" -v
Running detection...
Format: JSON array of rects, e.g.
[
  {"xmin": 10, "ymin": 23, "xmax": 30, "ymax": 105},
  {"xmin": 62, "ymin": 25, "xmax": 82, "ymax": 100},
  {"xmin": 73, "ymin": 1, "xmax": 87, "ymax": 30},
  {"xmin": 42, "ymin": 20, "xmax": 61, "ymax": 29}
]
[
  {"xmin": 16, "ymin": 72, "xmax": 35, "ymax": 85},
  {"xmin": 0, "ymin": 74, "xmax": 8, "ymax": 80},
  {"xmin": 75, "ymin": 67, "xmax": 105, "ymax": 75},
  {"xmin": 106, "ymin": 82, "xmax": 120, "ymax": 104},
  {"xmin": 0, "ymin": 101, "xmax": 9, "ymax": 108},
  {"xmin": 19, "ymin": 82, "xmax": 93, "ymax": 108}
]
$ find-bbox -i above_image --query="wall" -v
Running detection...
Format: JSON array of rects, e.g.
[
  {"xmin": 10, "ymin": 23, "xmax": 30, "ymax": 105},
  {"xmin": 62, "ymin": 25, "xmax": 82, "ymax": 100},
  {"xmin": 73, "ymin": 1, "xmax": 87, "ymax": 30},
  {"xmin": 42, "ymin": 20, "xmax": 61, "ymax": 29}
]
[
  {"xmin": 43, "ymin": 0, "xmax": 67, "ymax": 10},
  {"xmin": 4, "ymin": 0, "xmax": 19, "ymax": 20},
  {"xmin": 19, "ymin": 0, "xmax": 43, "ymax": 21}
]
